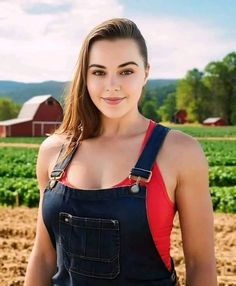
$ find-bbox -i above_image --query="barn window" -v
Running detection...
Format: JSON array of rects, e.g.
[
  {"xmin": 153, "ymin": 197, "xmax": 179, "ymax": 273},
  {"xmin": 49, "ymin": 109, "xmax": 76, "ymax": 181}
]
[{"xmin": 46, "ymin": 99, "xmax": 54, "ymax": 105}]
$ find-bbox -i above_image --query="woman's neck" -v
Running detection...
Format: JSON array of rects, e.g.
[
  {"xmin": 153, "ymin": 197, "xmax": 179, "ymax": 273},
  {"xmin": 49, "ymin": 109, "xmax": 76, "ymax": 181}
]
[{"xmin": 100, "ymin": 113, "xmax": 149, "ymax": 139}]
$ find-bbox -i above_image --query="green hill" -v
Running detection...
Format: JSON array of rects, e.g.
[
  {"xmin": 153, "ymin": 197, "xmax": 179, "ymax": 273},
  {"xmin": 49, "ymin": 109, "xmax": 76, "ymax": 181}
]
[{"xmin": 0, "ymin": 81, "xmax": 68, "ymax": 104}]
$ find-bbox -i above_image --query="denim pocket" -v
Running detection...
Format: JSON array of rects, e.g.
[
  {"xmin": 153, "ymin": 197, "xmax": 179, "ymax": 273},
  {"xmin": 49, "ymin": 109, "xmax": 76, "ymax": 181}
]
[{"xmin": 59, "ymin": 212, "xmax": 120, "ymax": 279}]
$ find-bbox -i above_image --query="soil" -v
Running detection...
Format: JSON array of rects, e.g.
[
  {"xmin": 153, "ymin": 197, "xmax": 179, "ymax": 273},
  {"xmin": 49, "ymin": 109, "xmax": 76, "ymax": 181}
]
[
  {"xmin": 0, "ymin": 207, "xmax": 235, "ymax": 286},
  {"xmin": 0, "ymin": 143, "xmax": 40, "ymax": 148}
]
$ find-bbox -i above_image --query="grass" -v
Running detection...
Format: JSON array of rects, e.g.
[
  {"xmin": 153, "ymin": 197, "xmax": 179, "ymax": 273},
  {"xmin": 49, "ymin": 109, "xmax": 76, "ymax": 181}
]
[
  {"xmin": 0, "ymin": 136, "xmax": 46, "ymax": 144},
  {"xmin": 163, "ymin": 123, "xmax": 236, "ymax": 138}
]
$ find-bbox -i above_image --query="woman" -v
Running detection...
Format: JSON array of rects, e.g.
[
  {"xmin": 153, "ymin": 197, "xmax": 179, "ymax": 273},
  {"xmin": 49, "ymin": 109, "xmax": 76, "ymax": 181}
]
[{"xmin": 24, "ymin": 18, "xmax": 218, "ymax": 285}]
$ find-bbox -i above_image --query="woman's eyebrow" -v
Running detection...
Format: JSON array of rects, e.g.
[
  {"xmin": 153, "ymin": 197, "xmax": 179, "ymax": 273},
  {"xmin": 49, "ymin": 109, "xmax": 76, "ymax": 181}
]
[{"xmin": 88, "ymin": 61, "xmax": 139, "ymax": 69}]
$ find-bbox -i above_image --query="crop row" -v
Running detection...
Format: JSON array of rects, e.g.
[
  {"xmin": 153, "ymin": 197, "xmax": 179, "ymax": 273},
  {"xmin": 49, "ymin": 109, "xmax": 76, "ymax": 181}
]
[
  {"xmin": 0, "ymin": 177, "xmax": 39, "ymax": 207},
  {"xmin": 1, "ymin": 141, "xmax": 235, "ymax": 168},
  {"xmin": 210, "ymin": 186, "xmax": 236, "ymax": 213},
  {"xmin": 0, "ymin": 163, "xmax": 235, "ymax": 187},
  {"xmin": 0, "ymin": 139, "xmax": 235, "ymax": 212},
  {"xmin": 200, "ymin": 140, "xmax": 236, "ymax": 166},
  {"xmin": 0, "ymin": 177, "xmax": 235, "ymax": 212},
  {"xmin": 0, "ymin": 147, "xmax": 38, "ymax": 164}
]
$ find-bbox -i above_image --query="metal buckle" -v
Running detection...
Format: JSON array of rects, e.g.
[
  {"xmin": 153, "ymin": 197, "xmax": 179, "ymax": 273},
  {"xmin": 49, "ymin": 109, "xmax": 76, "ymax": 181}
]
[
  {"xmin": 50, "ymin": 169, "xmax": 65, "ymax": 180},
  {"xmin": 128, "ymin": 170, "xmax": 152, "ymax": 183}
]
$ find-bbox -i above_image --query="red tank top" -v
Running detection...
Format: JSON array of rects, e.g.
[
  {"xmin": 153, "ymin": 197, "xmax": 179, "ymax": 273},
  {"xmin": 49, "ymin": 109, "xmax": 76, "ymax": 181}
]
[{"xmin": 59, "ymin": 120, "xmax": 176, "ymax": 271}]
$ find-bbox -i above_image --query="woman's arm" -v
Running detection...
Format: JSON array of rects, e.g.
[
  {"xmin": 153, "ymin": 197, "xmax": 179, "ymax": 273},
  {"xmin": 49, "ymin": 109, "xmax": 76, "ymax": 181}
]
[
  {"xmin": 174, "ymin": 132, "xmax": 218, "ymax": 286},
  {"xmin": 24, "ymin": 137, "xmax": 59, "ymax": 286},
  {"xmin": 24, "ymin": 198, "xmax": 57, "ymax": 286}
]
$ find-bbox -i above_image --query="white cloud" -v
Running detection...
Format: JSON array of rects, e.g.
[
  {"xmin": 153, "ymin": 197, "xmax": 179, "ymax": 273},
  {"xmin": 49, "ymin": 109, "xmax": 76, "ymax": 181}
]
[
  {"xmin": 0, "ymin": 0, "xmax": 124, "ymax": 82},
  {"xmin": 0, "ymin": 1, "xmax": 235, "ymax": 82},
  {"xmin": 134, "ymin": 16, "xmax": 236, "ymax": 79}
]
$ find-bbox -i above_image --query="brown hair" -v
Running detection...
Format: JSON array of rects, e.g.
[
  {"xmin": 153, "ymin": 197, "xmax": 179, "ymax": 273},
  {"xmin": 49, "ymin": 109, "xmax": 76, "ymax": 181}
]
[{"xmin": 54, "ymin": 18, "xmax": 148, "ymax": 159}]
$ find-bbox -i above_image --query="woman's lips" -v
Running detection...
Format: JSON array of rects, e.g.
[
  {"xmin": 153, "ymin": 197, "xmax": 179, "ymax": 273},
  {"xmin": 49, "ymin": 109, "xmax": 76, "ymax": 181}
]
[{"xmin": 102, "ymin": 97, "xmax": 125, "ymax": 105}]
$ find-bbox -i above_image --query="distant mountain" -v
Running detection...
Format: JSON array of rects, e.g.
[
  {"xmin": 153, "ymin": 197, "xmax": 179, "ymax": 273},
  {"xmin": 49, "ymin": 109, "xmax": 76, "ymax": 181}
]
[
  {"xmin": 0, "ymin": 79, "xmax": 178, "ymax": 104},
  {"xmin": 147, "ymin": 79, "xmax": 178, "ymax": 89},
  {"xmin": 0, "ymin": 81, "xmax": 68, "ymax": 104}
]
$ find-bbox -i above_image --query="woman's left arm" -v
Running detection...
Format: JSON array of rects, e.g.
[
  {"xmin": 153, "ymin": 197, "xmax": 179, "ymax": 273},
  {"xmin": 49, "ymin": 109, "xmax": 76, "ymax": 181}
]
[{"xmin": 175, "ymin": 132, "xmax": 218, "ymax": 286}]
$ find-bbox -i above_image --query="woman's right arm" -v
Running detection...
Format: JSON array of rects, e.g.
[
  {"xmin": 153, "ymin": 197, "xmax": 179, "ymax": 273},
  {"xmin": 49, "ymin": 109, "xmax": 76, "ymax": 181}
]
[{"xmin": 24, "ymin": 137, "xmax": 60, "ymax": 286}]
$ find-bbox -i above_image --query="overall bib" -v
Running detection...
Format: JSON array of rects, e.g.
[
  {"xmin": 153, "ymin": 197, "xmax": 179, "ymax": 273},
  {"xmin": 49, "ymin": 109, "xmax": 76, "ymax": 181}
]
[{"xmin": 42, "ymin": 123, "xmax": 179, "ymax": 285}]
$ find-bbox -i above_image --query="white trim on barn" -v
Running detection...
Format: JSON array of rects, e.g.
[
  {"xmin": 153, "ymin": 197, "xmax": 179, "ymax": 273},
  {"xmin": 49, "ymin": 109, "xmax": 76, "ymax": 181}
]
[
  {"xmin": 32, "ymin": 121, "xmax": 61, "ymax": 136},
  {"xmin": 0, "ymin": 118, "xmax": 31, "ymax": 125}
]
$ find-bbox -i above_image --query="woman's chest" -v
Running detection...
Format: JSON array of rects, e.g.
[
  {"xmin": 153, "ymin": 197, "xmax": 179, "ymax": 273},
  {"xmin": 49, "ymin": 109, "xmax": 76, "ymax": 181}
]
[
  {"xmin": 65, "ymin": 137, "xmax": 144, "ymax": 189},
  {"xmin": 67, "ymin": 154, "xmax": 175, "ymax": 197},
  {"xmin": 49, "ymin": 135, "xmax": 177, "ymax": 203}
]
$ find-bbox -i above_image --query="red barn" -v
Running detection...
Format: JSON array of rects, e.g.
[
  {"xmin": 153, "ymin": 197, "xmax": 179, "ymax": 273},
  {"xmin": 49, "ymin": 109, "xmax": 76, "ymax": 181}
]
[
  {"xmin": 0, "ymin": 95, "xmax": 63, "ymax": 137},
  {"xmin": 172, "ymin": 109, "xmax": 187, "ymax": 124},
  {"xmin": 202, "ymin": 117, "xmax": 226, "ymax": 126}
]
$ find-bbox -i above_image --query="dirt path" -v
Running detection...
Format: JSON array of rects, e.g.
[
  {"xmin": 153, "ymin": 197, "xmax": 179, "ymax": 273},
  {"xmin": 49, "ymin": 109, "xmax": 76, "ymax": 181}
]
[
  {"xmin": 0, "ymin": 143, "xmax": 40, "ymax": 148},
  {"xmin": 0, "ymin": 207, "xmax": 235, "ymax": 285},
  {"xmin": 0, "ymin": 136, "xmax": 236, "ymax": 149},
  {"xmin": 196, "ymin": 137, "xmax": 236, "ymax": 141}
]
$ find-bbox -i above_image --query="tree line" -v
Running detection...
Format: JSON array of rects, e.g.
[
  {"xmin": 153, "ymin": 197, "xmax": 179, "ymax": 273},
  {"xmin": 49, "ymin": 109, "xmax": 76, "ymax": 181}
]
[{"xmin": 140, "ymin": 52, "xmax": 236, "ymax": 125}]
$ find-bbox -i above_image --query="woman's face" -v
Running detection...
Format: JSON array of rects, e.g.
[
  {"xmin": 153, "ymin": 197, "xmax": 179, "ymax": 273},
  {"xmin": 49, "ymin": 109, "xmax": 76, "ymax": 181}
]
[{"xmin": 86, "ymin": 38, "xmax": 149, "ymax": 120}]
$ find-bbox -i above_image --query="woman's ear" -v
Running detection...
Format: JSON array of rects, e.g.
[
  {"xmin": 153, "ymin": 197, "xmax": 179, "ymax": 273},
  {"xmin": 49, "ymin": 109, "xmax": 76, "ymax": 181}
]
[{"xmin": 143, "ymin": 64, "xmax": 150, "ymax": 86}]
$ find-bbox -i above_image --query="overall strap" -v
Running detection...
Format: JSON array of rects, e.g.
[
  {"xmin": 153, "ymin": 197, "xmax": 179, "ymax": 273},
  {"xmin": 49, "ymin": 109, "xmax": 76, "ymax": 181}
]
[
  {"xmin": 50, "ymin": 143, "xmax": 79, "ymax": 180},
  {"xmin": 129, "ymin": 123, "xmax": 171, "ymax": 183}
]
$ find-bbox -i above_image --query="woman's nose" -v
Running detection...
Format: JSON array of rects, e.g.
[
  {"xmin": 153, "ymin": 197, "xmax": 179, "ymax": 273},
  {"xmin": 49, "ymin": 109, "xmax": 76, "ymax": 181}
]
[{"xmin": 105, "ymin": 74, "xmax": 121, "ymax": 92}]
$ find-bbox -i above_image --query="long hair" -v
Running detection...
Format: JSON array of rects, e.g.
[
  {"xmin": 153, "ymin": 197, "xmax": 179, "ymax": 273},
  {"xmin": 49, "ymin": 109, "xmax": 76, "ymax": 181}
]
[{"xmin": 54, "ymin": 18, "xmax": 148, "ymax": 159}]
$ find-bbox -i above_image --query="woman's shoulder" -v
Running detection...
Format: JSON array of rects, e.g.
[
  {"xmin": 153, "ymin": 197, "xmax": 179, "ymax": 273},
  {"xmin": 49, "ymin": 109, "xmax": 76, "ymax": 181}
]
[
  {"xmin": 166, "ymin": 128, "xmax": 208, "ymax": 170},
  {"xmin": 38, "ymin": 133, "xmax": 68, "ymax": 159},
  {"xmin": 167, "ymin": 128, "xmax": 198, "ymax": 147},
  {"xmin": 36, "ymin": 133, "xmax": 69, "ymax": 189}
]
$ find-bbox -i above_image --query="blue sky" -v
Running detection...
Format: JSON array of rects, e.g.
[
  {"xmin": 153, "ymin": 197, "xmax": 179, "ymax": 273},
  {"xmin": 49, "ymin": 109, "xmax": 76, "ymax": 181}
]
[
  {"xmin": 122, "ymin": 0, "xmax": 236, "ymax": 28},
  {"xmin": 0, "ymin": 0, "xmax": 235, "ymax": 82}
]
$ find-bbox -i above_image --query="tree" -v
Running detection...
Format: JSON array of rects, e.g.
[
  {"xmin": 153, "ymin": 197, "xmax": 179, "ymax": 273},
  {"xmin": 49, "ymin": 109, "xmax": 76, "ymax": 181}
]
[
  {"xmin": 141, "ymin": 100, "xmax": 160, "ymax": 121},
  {"xmin": 139, "ymin": 83, "xmax": 178, "ymax": 119},
  {"xmin": 0, "ymin": 97, "xmax": 21, "ymax": 120},
  {"xmin": 139, "ymin": 87, "xmax": 159, "ymax": 115},
  {"xmin": 204, "ymin": 52, "xmax": 236, "ymax": 125},
  {"xmin": 158, "ymin": 92, "xmax": 177, "ymax": 122},
  {"xmin": 176, "ymin": 68, "xmax": 211, "ymax": 122}
]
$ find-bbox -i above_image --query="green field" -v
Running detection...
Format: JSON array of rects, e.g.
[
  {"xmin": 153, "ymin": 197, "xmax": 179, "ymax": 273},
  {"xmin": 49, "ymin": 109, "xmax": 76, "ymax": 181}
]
[
  {"xmin": 0, "ymin": 136, "xmax": 45, "ymax": 144},
  {"xmin": 167, "ymin": 124, "xmax": 236, "ymax": 138},
  {"xmin": 200, "ymin": 140, "xmax": 236, "ymax": 166},
  {"xmin": 0, "ymin": 126, "xmax": 235, "ymax": 212}
]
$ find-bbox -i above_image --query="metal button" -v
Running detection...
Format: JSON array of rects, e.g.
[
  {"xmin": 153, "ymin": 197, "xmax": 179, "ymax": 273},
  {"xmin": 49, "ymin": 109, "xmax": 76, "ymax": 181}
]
[
  {"xmin": 130, "ymin": 184, "xmax": 140, "ymax": 193},
  {"xmin": 64, "ymin": 217, "xmax": 69, "ymax": 222},
  {"xmin": 49, "ymin": 179, "xmax": 57, "ymax": 189},
  {"xmin": 171, "ymin": 271, "xmax": 176, "ymax": 281}
]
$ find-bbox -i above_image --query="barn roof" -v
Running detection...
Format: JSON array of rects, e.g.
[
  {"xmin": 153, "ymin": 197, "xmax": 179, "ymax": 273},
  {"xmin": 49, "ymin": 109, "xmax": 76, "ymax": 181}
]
[
  {"xmin": 0, "ymin": 118, "xmax": 31, "ymax": 126},
  {"xmin": 203, "ymin": 117, "xmax": 222, "ymax": 123},
  {"xmin": 18, "ymin": 94, "xmax": 52, "ymax": 120}
]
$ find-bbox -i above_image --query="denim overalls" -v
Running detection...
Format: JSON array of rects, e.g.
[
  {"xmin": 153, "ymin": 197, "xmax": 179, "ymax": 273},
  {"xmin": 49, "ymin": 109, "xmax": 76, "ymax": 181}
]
[{"xmin": 42, "ymin": 123, "xmax": 179, "ymax": 285}]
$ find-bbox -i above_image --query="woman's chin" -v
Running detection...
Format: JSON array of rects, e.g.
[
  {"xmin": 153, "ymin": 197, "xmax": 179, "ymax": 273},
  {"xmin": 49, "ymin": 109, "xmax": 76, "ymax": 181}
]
[{"xmin": 100, "ymin": 109, "xmax": 129, "ymax": 120}]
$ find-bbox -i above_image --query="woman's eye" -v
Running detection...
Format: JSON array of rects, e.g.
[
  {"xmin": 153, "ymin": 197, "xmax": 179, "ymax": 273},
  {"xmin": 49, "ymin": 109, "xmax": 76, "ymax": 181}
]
[
  {"xmin": 121, "ymin": 70, "xmax": 133, "ymax": 75},
  {"xmin": 91, "ymin": 70, "xmax": 133, "ymax": 76},
  {"xmin": 92, "ymin": 70, "xmax": 105, "ymax": 76}
]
